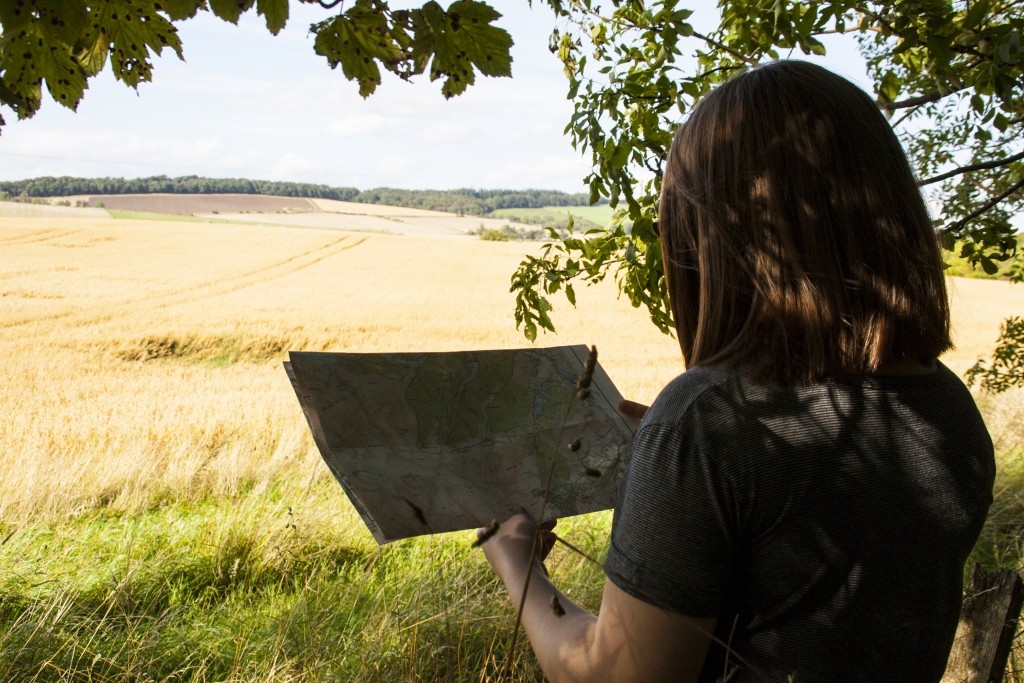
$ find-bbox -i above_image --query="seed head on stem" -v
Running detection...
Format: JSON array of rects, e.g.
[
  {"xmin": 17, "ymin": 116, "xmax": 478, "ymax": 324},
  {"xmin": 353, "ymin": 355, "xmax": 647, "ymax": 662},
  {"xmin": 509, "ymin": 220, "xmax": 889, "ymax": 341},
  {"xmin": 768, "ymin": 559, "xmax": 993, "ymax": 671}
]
[
  {"xmin": 472, "ymin": 519, "xmax": 500, "ymax": 548},
  {"xmin": 501, "ymin": 345, "xmax": 599, "ymax": 678}
]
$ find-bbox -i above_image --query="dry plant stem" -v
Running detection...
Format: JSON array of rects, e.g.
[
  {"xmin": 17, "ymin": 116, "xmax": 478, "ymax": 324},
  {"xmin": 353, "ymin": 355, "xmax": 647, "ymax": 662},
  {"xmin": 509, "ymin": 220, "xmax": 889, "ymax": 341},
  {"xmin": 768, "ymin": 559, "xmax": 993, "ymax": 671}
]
[
  {"xmin": 501, "ymin": 395, "xmax": 578, "ymax": 680},
  {"xmin": 553, "ymin": 535, "xmax": 603, "ymax": 569}
]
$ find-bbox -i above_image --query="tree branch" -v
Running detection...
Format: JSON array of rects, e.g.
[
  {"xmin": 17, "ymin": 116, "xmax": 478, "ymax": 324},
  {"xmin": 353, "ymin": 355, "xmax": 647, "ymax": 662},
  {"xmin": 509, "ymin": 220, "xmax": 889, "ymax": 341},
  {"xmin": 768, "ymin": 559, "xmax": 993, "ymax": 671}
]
[
  {"xmin": 945, "ymin": 176, "xmax": 1024, "ymax": 232},
  {"xmin": 919, "ymin": 150, "xmax": 1024, "ymax": 186},
  {"xmin": 878, "ymin": 90, "xmax": 950, "ymax": 110},
  {"xmin": 891, "ymin": 103, "xmax": 923, "ymax": 128},
  {"xmin": 692, "ymin": 32, "xmax": 761, "ymax": 67}
]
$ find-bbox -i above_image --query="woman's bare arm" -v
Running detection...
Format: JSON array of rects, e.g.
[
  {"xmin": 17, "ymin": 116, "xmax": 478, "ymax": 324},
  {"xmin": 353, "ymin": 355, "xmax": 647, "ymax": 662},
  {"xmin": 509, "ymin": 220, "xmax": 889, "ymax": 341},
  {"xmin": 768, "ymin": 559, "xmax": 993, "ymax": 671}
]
[{"xmin": 482, "ymin": 512, "xmax": 716, "ymax": 683}]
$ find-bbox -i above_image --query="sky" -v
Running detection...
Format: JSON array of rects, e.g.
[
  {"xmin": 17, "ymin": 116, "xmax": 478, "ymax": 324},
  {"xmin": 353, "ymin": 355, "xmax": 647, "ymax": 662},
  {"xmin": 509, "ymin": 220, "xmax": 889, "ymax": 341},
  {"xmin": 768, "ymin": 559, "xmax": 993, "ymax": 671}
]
[{"xmin": 0, "ymin": 1, "xmax": 874, "ymax": 192}]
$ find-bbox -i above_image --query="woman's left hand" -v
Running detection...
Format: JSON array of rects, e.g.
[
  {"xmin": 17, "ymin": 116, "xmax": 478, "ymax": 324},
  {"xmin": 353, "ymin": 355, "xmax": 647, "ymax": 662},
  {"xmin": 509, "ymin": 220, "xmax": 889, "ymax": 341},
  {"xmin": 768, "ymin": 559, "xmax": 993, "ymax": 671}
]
[{"xmin": 477, "ymin": 508, "xmax": 556, "ymax": 584}]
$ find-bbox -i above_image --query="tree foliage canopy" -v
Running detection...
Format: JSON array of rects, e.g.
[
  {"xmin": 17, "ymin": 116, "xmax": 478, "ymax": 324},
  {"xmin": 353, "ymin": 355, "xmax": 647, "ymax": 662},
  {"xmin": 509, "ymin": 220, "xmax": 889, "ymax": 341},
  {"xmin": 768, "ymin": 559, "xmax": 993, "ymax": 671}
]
[
  {"xmin": 0, "ymin": 0, "xmax": 515, "ymax": 126},
  {"xmin": 509, "ymin": 0, "xmax": 1023, "ymax": 348},
  {"xmin": 2, "ymin": 0, "xmax": 1022, "ymax": 389}
]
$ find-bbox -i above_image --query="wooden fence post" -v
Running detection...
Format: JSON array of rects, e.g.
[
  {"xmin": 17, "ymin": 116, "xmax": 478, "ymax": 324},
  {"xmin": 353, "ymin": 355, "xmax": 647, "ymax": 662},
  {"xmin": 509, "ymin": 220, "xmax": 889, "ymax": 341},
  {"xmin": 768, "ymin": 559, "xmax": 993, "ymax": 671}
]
[{"xmin": 942, "ymin": 563, "xmax": 1024, "ymax": 683}]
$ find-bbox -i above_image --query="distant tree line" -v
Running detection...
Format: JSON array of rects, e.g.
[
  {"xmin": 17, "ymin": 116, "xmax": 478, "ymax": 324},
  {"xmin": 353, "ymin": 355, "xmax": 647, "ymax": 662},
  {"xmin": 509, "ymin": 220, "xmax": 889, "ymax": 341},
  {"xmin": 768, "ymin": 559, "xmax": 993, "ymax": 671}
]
[{"xmin": 0, "ymin": 176, "xmax": 598, "ymax": 216}]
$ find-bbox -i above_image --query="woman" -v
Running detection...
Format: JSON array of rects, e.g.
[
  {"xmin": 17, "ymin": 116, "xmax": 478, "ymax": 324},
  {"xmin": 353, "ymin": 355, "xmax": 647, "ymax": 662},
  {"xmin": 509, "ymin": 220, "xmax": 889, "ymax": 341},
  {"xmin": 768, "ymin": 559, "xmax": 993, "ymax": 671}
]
[{"xmin": 479, "ymin": 61, "xmax": 995, "ymax": 683}]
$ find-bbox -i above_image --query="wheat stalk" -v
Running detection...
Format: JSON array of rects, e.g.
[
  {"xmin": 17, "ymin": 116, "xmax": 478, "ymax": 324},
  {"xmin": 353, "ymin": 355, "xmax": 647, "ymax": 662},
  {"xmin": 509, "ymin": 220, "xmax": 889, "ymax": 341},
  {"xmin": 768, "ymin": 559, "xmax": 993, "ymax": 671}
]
[{"xmin": 497, "ymin": 345, "xmax": 598, "ymax": 679}]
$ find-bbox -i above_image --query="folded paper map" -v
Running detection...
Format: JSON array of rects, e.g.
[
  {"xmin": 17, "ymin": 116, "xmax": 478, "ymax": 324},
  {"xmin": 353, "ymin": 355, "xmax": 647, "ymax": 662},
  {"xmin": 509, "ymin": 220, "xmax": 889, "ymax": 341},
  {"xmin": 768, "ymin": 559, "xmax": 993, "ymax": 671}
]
[{"xmin": 285, "ymin": 346, "xmax": 638, "ymax": 544}]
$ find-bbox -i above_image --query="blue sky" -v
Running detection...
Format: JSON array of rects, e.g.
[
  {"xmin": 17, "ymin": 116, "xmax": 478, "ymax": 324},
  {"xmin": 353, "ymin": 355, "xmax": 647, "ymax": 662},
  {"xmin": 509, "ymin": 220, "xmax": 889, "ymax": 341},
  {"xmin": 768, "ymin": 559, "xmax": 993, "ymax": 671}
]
[{"xmin": 0, "ymin": 2, "xmax": 873, "ymax": 192}]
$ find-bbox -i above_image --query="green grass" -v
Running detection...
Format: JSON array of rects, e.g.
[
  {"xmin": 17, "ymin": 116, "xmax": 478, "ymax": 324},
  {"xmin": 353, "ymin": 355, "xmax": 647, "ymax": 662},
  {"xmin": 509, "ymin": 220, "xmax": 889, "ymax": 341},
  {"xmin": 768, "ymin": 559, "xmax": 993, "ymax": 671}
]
[
  {"xmin": 490, "ymin": 206, "xmax": 615, "ymax": 229},
  {"xmin": 2, "ymin": 398, "xmax": 1022, "ymax": 682},
  {"xmin": 0, "ymin": 476, "xmax": 610, "ymax": 682}
]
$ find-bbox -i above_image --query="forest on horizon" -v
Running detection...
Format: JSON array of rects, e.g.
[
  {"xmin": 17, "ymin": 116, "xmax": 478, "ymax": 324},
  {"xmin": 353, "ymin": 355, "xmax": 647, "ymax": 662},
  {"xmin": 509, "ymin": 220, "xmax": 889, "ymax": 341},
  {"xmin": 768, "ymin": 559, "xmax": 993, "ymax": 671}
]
[{"xmin": 0, "ymin": 176, "xmax": 599, "ymax": 217}]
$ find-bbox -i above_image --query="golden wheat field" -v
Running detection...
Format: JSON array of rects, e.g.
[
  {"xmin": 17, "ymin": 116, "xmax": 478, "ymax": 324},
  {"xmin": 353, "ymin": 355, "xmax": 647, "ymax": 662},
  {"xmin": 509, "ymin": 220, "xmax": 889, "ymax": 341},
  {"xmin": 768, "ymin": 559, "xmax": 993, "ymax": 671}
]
[
  {"xmin": 3, "ymin": 214, "xmax": 1023, "ymax": 524},
  {"xmin": 0, "ymin": 215, "xmax": 683, "ymax": 522},
  {"xmin": 2, "ymin": 215, "xmax": 1022, "ymax": 522}
]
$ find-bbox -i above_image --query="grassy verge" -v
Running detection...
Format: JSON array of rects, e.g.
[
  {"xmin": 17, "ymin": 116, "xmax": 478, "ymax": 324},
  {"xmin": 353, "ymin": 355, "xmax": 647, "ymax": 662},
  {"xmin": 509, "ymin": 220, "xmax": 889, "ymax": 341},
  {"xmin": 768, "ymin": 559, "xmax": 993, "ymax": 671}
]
[
  {"xmin": 490, "ymin": 206, "xmax": 614, "ymax": 229},
  {"xmin": 0, "ymin": 476, "xmax": 611, "ymax": 682},
  {"xmin": 2, "ymin": 449, "xmax": 1021, "ymax": 682}
]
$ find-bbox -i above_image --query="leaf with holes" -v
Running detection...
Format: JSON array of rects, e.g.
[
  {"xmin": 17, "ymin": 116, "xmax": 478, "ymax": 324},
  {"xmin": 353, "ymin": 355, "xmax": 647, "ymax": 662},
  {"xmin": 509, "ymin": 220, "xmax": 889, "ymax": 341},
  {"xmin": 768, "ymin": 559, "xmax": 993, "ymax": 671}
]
[
  {"xmin": 0, "ymin": 32, "xmax": 46, "ymax": 118},
  {"xmin": 412, "ymin": 0, "xmax": 511, "ymax": 98},
  {"xmin": 160, "ymin": 0, "xmax": 207, "ymax": 21},
  {"xmin": 208, "ymin": 0, "xmax": 254, "ymax": 24},
  {"xmin": 25, "ymin": 0, "xmax": 89, "ymax": 45},
  {"xmin": 82, "ymin": 0, "xmax": 183, "ymax": 87},
  {"xmin": 2, "ymin": 25, "xmax": 88, "ymax": 114},
  {"xmin": 0, "ymin": 0, "xmax": 34, "ymax": 33},
  {"xmin": 445, "ymin": 0, "xmax": 511, "ymax": 77},
  {"xmin": 312, "ymin": 6, "xmax": 405, "ymax": 98}
]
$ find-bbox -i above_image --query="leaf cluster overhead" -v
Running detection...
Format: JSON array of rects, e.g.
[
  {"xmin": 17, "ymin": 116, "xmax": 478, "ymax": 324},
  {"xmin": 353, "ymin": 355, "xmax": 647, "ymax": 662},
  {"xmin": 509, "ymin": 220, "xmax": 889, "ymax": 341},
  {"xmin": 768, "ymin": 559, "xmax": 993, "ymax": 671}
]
[
  {"xmin": 0, "ymin": 0, "xmax": 513, "ymax": 128},
  {"xmin": 509, "ymin": 0, "xmax": 1023, "ymax": 352}
]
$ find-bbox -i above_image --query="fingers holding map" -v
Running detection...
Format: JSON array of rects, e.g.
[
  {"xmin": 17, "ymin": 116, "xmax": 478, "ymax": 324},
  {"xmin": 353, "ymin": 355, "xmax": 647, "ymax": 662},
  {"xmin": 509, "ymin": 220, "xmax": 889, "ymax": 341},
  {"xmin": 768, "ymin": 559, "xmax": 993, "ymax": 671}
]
[{"xmin": 285, "ymin": 346, "xmax": 640, "ymax": 545}]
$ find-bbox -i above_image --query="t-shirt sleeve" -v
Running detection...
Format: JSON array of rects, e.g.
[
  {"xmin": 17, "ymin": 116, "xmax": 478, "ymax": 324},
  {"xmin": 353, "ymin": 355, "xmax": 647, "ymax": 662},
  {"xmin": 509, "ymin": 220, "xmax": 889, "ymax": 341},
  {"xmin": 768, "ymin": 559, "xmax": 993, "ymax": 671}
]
[{"xmin": 604, "ymin": 420, "xmax": 737, "ymax": 618}]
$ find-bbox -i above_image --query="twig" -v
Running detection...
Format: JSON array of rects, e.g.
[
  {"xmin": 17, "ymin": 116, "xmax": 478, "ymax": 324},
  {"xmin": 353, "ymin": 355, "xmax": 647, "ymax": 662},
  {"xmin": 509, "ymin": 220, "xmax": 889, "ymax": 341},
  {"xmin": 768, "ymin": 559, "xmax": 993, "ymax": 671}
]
[
  {"xmin": 890, "ymin": 103, "xmax": 923, "ymax": 129},
  {"xmin": 692, "ymin": 32, "xmax": 761, "ymax": 67},
  {"xmin": 553, "ymin": 534, "xmax": 603, "ymax": 568},
  {"xmin": 944, "ymin": 177, "xmax": 1024, "ymax": 232},
  {"xmin": 920, "ymin": 150, "xmax": 1024, "ymax": 186}
]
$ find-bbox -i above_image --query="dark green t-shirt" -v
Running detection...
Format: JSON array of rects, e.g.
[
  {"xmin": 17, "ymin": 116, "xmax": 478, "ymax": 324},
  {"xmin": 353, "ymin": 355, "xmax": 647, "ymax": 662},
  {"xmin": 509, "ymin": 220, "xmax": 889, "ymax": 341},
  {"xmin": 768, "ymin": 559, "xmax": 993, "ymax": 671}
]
[{"xmin": 604, "ymin": 363, "xmax": 994, "ymax": 683}]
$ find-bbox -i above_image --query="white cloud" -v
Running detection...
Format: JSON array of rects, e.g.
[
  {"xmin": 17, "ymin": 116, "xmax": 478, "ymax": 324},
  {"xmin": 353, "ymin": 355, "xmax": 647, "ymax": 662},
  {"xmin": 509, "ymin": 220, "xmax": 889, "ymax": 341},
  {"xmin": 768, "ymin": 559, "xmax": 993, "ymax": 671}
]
[
  {"xmin": 325, "ymin": 114, "xmax": 399, "ymax": 137},
  {"xmin": 375, "ymin": 155, "xmax": 417, "ymax": 175}
]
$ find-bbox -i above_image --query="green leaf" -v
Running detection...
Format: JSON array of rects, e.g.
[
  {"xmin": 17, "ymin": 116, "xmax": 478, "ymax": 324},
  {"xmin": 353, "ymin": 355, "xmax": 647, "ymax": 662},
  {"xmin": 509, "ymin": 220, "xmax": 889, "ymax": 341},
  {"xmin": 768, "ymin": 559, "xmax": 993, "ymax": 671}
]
[
  {"xmin": 3, "ymin": 28, "xmax": 87, "ymax": 111},
  {"xmin": 609, "ymin": 142, "xmax": 631, "ymax": 168},
  {"xmin": 256, "ymin": 0, "xmax": 288, "ymax": 35},
  {"xmin": 81, "ymin": 0, "xmax": 184, "ymax": 87},
  {"xmin": 804, "ymin": 36, "xmax": 826, "ymax": 56},
  {"xmin": 963, "ymin": 0, "xmax": 988, "ymax": 29},
  {"xmin": 565, "ymin": 282, "xmax": 576, "ymax": 306},
  {"xmin": 208, "ymin": 0, "xmax": 254, "ymax": 24},
  {"xmin": 879, "ymin": 71, "xmax": 902, "ymax": 102},
  {"xmin": 412, "ymin": 0, "xmax": 513, "ymax": 99},
  {"xmin": 161, "ymin": 0, "xmax": 207, "ymax": 21},
  {"xmin": 980, "ymin": 254, "xmax": 999, "ymax": 275},
  {"xmin": 34, "ymin": 0, "xmax": 89, "ymax": 44},
  {"xmin": 313, "ymin": 7, "xmax": 404, "ymax": 98},
  {"xmin": 926, "ymin": 34, "xmax": 953, "ymax": 67},
  {"xmin": 0, "ymin": 0, "xmax": 33, "ymax": 32}
]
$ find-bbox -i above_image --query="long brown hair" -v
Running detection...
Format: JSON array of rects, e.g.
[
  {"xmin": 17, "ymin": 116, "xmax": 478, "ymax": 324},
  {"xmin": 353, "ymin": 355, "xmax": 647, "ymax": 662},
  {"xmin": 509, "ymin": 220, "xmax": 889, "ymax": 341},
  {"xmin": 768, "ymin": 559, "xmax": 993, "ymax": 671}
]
[{"xmin": 660, "ymin": 60, "xmax": 951, "ymax": 385}]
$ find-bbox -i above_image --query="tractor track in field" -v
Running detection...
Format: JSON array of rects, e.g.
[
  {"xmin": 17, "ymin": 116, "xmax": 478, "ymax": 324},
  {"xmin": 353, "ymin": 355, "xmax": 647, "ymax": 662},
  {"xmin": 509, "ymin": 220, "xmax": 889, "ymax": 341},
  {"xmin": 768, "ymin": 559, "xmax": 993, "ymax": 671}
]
[
  {"xmin": 1, "ymin": 235, "xmax": 370, "ymax": 334},
  {"xmin": 146, "ymin": 235, "xmax": 368, "ymax": 310},
  {"xmin": 0, "ymin": 229, "xmax": 82, "ymax": 245}
]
